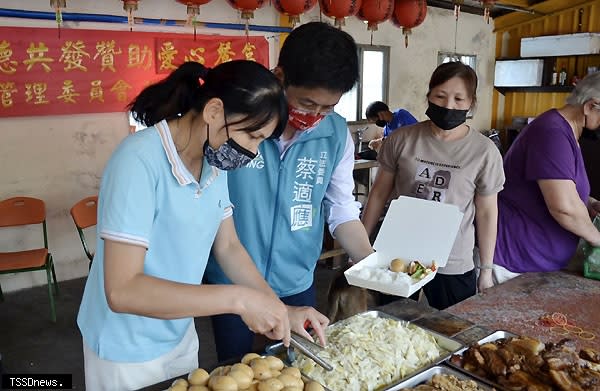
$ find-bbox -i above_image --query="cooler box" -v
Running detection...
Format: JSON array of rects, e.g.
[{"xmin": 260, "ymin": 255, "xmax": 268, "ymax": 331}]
[{"xmin": 345, "ymin": 196, "xmax": 463, "ymax": 297}]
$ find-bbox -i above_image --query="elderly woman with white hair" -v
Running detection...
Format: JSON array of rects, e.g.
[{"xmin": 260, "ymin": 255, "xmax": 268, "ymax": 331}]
[{"xmin": 492, "ymin": 71, "xmax": 600, "ymax": 284}]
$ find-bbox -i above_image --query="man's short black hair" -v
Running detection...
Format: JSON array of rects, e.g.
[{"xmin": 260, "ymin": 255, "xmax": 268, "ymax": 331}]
[
  {"xmin": 277, "ymin": 22, "xmax": 359, "ymax": 93},
  {"xmin": 365, "ymin": 101, "xmax": 390, "ymax": 118}
]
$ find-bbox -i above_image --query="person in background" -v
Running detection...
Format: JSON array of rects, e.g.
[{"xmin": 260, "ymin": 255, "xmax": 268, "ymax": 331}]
[
  {"xmin": 361, "ymin": 62, "xmax": 505, "ymax": 310},
  {"xmin": 77, "ymin": 60, "xmax": 327, "ymax": 391},
  {"xmin": 204, "ymin": 22, "xmax": 375, "ymax": 361},
  {"xmin": 365, "ymin": 101, "xmax": 418, "ymax": 152},
  {"xmin": 493, "ymin": 71, "xmax": 600, "ymax": 284}
]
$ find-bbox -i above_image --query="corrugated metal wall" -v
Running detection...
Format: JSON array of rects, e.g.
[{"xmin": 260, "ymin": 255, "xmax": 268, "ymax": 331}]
[{"xmin": 491, "ymin": 0, "xmax": 600, "ymax": 129}]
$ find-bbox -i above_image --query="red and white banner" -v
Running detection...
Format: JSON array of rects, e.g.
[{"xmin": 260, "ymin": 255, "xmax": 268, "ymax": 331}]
[{"xmin": 0, "ymin": 27, "xmax": 269, "ymax": 118}]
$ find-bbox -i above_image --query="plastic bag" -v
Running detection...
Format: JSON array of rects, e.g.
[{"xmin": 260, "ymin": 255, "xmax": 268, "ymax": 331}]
[{"xmin": 581, "ymin": 216, "xmax": 600, "ymax": 280}]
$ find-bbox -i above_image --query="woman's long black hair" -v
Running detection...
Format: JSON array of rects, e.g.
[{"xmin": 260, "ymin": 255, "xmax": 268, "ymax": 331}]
[{"xmin": 128, "ymin": 60, "xmax": 287, "ymax": 139}]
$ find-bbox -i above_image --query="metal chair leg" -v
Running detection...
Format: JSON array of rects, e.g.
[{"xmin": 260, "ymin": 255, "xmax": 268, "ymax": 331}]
[
  {"xmin": 50, "ymin": 256, "xmax": 59, "ymax": 296},
  {"xmin": 46, "ymin": 255, "xmax": 57, "ymax": 322}
]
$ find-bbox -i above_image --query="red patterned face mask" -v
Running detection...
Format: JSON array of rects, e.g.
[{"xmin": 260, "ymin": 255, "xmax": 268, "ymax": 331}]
[{"xmin": 288, "ymin": 105, "xmax": 325, "ymax": 131}]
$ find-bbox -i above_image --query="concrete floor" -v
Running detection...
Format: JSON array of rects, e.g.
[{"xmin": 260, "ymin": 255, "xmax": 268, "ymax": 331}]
[{"xmin": 0, "ymin": 263, "xmax": 339, "ymax": 390}]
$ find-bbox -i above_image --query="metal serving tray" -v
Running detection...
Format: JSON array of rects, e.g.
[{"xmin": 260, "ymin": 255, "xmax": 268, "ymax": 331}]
[
  {"xmin": 387, "ymin": 365, "xmax": 496, "ymax": 390},
  {"xmin": 450, "ymin": 330, "xmax": 518, "ymax": 357},
  {"xmin": 265, "ymin": 310, "xmax": 465, "ymax": 391},
  {"xmin": 445, "ymin": 330, "xmax": 519, "ymax": 391}
]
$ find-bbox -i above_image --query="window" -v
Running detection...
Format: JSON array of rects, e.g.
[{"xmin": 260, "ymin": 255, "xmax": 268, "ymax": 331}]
[
  {"xmin": 335, "ymin": 45, "xmax": 390, "ymax": 123},
  {"xmin": 437, "ymin": 52, "xmax": 476, "ymax": 70},
  {"xmin": 437, "ymin": 52, "xmax": 477, "ymax": 119}
]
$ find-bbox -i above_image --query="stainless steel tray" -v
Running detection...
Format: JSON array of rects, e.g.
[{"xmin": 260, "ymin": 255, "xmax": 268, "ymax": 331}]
[
  {"xmin": 445, "ymin": 330, "xmax": 519, "ymax": 391},
  {"xmin": 387, "ymin": 365, "xmax": 495, "ymax": 390},
  {"xmin": 448, "ymin": 330, "xmax": 518, "ymax": 358},
  {"xmin": 265, "ymin": 310, "xmax": 465, "ymax": 391}
]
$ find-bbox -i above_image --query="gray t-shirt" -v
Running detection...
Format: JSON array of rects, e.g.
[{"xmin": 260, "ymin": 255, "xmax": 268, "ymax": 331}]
[{"xmin": 378, "ymin": 121, "xmax": 505, "ymax": 274}]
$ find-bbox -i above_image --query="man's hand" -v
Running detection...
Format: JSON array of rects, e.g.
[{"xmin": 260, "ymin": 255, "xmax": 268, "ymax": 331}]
[
  {"xmin": 287, "ymin": 306, "xmax": 329, "ymax": 347},
  {"xmin": 368, "ymin": 137, "xmax": 383, "ymax": 152}
]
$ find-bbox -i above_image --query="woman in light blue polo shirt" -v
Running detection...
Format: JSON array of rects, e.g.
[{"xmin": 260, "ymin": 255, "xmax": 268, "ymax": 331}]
[{"xmin": 77, "ymin": 60, "xmax": 329, "ymax": 390}]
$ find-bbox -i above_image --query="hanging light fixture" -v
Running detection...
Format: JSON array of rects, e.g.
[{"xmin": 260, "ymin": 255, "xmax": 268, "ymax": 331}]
[{"xmin": 122, "ymin": 0, "xmax": 140, "ymax": 31}]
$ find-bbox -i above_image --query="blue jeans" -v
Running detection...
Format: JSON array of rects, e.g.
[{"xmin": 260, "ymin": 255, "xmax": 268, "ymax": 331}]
[{"xmin": 210, "ymin": 284, "xmax": 316, "ymax": 362}]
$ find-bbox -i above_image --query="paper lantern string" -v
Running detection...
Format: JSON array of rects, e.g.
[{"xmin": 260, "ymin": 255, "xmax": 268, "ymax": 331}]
[{"xmin": 536, "ymin": 312, "xmax": 596, "ymax": 341}]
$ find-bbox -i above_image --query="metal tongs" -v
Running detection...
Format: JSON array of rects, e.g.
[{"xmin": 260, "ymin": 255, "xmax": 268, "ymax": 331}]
[{"xmin": 287, "ymin": 330, "xmax": 333, "ymax": 371}]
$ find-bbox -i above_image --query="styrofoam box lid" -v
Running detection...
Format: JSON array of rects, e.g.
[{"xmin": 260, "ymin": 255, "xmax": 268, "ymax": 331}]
[{"xmin": 373, "ymin": 196, "xmax": 463, "ymax": 268}]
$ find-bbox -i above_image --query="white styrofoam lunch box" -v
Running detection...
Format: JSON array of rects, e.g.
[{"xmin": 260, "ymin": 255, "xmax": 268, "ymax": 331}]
[{"xmin": 345, "ymin": 196, "xmax": 463, "ymax": 297}]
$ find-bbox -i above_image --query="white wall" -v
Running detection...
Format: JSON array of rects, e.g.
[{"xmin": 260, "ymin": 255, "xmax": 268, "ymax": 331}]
[
  {"xmin": 345, "ymin": 7, "xmax": 496, "ymax": 141},
  {"xmin": 0, "ymin": 0, "xmax": 496, "ymax": 292}
]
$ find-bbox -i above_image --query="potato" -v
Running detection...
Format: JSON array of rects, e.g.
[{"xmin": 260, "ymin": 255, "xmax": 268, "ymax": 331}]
[
  {"xmin": 258, "ymin": 378, "xmax": 284, "ymax": 391},
  {"xmin": 265, "ymin": 356, "xmax": 284, "ymax": 371},
  {"xmin": 270, "ymin": 370, "xmax": 281, "ymax": 378},
  {"xmin": 279, "ymin": 367, "xmax": 301, "ymax": 379},
  {"xmin": 229, "ymin": 369, "xmax": 253, "ymax": 389},
  {"xmin": 210, "ymin": 375, "xmax": 239, "ymax": 391},
  {"xmin": 281, "ymin": 387, "xmax": 302, "ymax": 391},
  {"xmin": 188, "ymin": 386, "xmax": 210, "ymax": 391},
  {"xmin": 188, "ymin": 368, "xmax": 210, "ymax": 386},
  {"xmin": 389, "ymin": 258, "xmax": 406, "ymax": 273},
  {"xmin": 250, "ymin": 357, "xmax": 268, "ymax": 368},
  {"xmin": 251, "ymin": 360, "xmax": 271, "ymax": 380},
  {"xmin": 304, "ymin": 381, "xmax": 324, "ymax": 391},
  {"xmin": 171, "ymin": 379, "xmax": 189, "ymax": 388},
  {"xmin": 241, "ymin": 352, "xmax": 262, "ymax": 365},
  {"xmin": 167, "ymin": 384, "xmax": 187, "ymax": 391},
  {"xmin": 253, "ymin": 367, "xmax": 272, "ymax": 381},
  {"xmin": 210, "ymin": 365, "xmax": 232, "ymax": 377},
  {"xmin": 243, "ymin": 381, "xmax": 259, "ymax": 391},
  {"xmin": 277, "ymin": 374, "xmax": 299, "ymax": 388},
  {"xmin": 231, "ymin": 363, "xmax": 254, "ymax": 379}
]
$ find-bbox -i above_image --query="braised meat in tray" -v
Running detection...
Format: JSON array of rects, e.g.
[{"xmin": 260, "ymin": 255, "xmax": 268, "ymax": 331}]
[{"xmin": 450, "ymin": 337, "xmax": 600, "ymax": 391}]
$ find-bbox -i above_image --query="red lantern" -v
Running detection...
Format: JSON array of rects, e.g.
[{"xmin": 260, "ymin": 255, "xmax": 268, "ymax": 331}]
[
  {"xmin": 177, "ymin": 1, "xmax": 212, "ymax": 40},
  {"xmin": 226, "ymin": 0, "xmax": 267, "ymax": 20},
  {"xmin": 319, "ymin": 0, "xmax": 363, "ymax": 28},
  {"xmin": 122, "ymin": 0, "xmax": 140, "ymax": 30},
  {"xmin": 176, "ymin": 0, "xmax": 212, "ymax": 21},
  {"xmin": 274, "ymin": 0, "xmax": 318, "ymax": 26},
  {"xmin": 391, "ymin": 0, "xmax": 427, "ymax": 47},
  {"xmin": 357, "ymin": 0, "xmax": 393, "ymax": 31},
  {"xmin": 480, "ymin": 0, "xmax": 495, "ymax": 24}
]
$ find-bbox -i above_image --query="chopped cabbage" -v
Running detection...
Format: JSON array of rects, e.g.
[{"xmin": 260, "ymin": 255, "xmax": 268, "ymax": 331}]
[{"xmin": 293, "ymin": 314, "xmax": 444, "ymax": 391}]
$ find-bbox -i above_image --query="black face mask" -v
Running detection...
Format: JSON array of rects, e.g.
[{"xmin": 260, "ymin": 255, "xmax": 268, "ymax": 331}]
[
  {"xmin": 426, "ymin": 101, "xmax": 469, "ymax": 130},
  {"xmin": 581, "ymin": 111, "xmax": 600, "ymax": 140},
  {"xmin": 581, "ymin": 128, "xmax": 600, "ymax": 140},
  {"xmin": 375, "ymin": 119, "xmax": 387, "ymax": 128}
]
